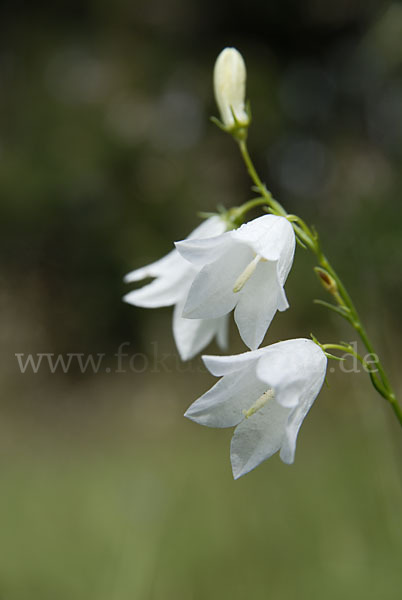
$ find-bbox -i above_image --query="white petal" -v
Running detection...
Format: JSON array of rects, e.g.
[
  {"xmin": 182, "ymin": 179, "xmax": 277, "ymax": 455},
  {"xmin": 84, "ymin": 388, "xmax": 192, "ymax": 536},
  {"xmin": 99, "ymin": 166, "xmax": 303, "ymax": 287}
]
[
  {"xmin": 202, "ymin": 348, "xmax": 266, "ymax": 377},
  {"xmin": 216, "ymin": 314, "xmax": 229, "ymax": 350},
  {"xmin": 175, "ymin": 233, "xmax": 232, "ymax": 267},
  {"xmin": 123, "ymin": 265, "xmax": 191, "ymax": 307},
  {"xmin": 182, "ymin": 244, "xmax": 253, "ymax": 319},
  {"xmin": 231, "ymin": 215, "xmax": 294, "ymax": 263},
  {"xmin": 277, "ymin": 285, "xmax": 290, "ymax": 312},
  {"xmin": 280, "ymin": 349, "xmax": 327, "ymax": 463},
  {"xmin": 124, "ymin": 248, "xmax": 181, "ymax": 283},
  {"xmin": 124, "ymin": 216, "xmax": 226, "ymax": 283},
  {"xmin": 187, "ymin": 215, "xmax": 228, "ymax": 239},
  {"xmin": 173, "ymin": 302, "xmax": 229, "ymax": 361},
  {"xmin": 185, "ymin": 371, "xmax": 266, "ymax": 428},
  {"xmin": 256, "ymin": 339, "xmax": 327, "ymax": 408},
  {"xmin": 230, "ymin": 398, "xmax": 291, "ymax": 479},
  {"xmin": 279, "ymin": 403, "xmax": 310, "ymax": 465},
  {"xmin": 234, "ymin": 260, "xmax": 282, "ymax": 349},
  {"xmin": 276, "ymin": 227, "xmax": 296, "ymax": 285}
]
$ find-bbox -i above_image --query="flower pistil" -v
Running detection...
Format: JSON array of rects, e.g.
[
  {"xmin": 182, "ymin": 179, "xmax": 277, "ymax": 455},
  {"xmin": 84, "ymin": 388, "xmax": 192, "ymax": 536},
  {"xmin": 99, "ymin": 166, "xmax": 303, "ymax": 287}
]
[
  {"xmin": 242, "ymin": 388, "xmax": 275, "ymax": 419},
  {"xmin": 233, "ymin": 254, "xmax": 265, "ymax": 293}
]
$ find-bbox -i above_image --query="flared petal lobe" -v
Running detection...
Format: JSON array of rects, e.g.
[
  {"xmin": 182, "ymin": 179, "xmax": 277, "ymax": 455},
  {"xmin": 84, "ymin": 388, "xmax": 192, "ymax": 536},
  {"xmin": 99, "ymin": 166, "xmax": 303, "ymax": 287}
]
[
  {"xmin": 231, "ymin": 398, "xmax": 291, "ymax": 479},
  {"xmin": 173, "ymin": 297, "xmax": 229, "ymax": 361},
  {"xmin": 234, "ymin": 259, "xmax": 287, "ymax": 349}
]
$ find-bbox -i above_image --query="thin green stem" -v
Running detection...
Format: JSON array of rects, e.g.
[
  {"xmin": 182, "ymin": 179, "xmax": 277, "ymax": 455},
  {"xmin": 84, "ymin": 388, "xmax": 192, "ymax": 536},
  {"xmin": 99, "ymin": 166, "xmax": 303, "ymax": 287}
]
[
  {"xmin": 236, "ymin": 138, "xmax": 402, "ymax": 427},
  {"xmin": 238, "ymin": 140, "xmax": 286, "ymax": 217},
  {"xmin": 321, "ymin": 343, "xmax": 365, "ymax": 365},
  {"xmin": 228, "ymin": 198, "xmax": 269, "ymax": 226},
  {"xmin": 238, "ymin": 140, "xmax": 317, "ymax": 251}
]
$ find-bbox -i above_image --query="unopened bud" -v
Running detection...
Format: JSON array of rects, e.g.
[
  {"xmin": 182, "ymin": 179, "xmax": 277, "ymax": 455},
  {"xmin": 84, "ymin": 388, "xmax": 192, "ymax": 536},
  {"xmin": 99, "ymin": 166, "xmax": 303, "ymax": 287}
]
[
  {"xmin": 213, "ymin": 47, "xmax": 250, "ymax": 130},
  {"xmin": 315, "ymin": 267, "xmax": 338, "ymax": 295}
]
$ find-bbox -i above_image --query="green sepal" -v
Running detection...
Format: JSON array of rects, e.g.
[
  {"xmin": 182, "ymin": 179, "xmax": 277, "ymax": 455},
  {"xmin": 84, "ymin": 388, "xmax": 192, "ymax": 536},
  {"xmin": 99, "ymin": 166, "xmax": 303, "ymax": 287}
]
[{"xmin": 210, "ymin": 116, "xmax": 227, "ymax": 132}]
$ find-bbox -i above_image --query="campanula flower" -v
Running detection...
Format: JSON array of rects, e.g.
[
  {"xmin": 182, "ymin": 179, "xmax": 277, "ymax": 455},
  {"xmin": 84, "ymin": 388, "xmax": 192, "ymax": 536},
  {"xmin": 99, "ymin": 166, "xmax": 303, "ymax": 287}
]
[
  {"xmin": 175, "ymin": 214, "xmax": 295, "ymax": 350},
  {"xmin": 185, "ymin": 338, "xmax": 327, "ymax": 478},
  {"xmin": 123, "ymin": 217, "xmax": 228, "ymax": 360}
]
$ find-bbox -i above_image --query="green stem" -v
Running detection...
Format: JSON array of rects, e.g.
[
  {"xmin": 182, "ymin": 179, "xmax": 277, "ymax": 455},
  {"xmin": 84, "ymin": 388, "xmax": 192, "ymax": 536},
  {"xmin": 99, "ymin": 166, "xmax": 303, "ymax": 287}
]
[
  {"xmin": 322, "ymin": 343, "xmax": 367, "ymax": 366},
  {"xmin": 236, "ymin": 138, "xmax": 402, "ymax": 427},
  {"xmin": 228, "ymin": 198, "xmax": 270, "ymax": 227},
  {"xmin": 238, "ymin": 140, "xmax": 286, "ymax": 217}
]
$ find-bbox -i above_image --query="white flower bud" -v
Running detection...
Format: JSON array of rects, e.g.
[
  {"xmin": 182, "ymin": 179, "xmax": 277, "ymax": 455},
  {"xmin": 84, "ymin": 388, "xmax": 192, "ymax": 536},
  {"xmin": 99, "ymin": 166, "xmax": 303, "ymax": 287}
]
[{"xmin": 213, "ymin": 47, "xmax": 249, "ymax": 129}]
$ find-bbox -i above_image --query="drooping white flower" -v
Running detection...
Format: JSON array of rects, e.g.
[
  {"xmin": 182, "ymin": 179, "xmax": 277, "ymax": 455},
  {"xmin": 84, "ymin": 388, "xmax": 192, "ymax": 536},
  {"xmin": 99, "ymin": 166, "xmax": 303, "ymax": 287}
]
[
  {"xmin": 175, "ymin": 214, "xmax": 295, "ymax": 350},
  {"xmin": 185, "ymin": 339, "xmax": 327, "ymax": 479},
  {"xmin": 123, "ymin": 217, "xmax": 229, "ymax": 361},
  {"xmin": 214, "ymin": 47, "xmax": 249, "ymax": 129}
]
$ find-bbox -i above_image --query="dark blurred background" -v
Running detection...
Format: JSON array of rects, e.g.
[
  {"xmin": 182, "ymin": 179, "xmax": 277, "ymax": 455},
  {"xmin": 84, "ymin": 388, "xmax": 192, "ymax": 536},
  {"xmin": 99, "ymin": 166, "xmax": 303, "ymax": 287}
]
[{"xmin": 1, "ymin": 1, "xmax": 402, "ymax": 598}]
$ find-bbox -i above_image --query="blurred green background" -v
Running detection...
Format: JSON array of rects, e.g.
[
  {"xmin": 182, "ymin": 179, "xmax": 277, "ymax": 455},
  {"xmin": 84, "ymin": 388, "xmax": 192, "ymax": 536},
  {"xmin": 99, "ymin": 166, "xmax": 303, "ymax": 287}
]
[{"xmin": 1, "ymin": 0, "xmax": 402, "ymax": 598}]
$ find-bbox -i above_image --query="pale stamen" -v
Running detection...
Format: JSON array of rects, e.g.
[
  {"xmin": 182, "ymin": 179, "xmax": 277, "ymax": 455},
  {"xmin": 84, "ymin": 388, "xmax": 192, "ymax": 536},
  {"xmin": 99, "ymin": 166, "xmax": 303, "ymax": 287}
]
[
  {"xmin": 233, "ymin": 254, "xmax": 263, "ymax": 293},
  {"xmin": 242, "ymin": 389, "xmax": 275, "ymax": 419}
]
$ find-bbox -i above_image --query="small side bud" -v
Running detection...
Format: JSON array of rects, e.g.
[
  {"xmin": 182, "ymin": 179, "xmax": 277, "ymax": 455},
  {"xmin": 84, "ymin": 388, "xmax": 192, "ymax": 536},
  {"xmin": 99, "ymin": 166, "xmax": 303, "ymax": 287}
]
[
  {"xmin": 315, "ymin": 267, "xmax": 338, "ymax": 295},
  {"xmin": 213, "ymin": 47, "xmax": 250, "ymax": 136}
]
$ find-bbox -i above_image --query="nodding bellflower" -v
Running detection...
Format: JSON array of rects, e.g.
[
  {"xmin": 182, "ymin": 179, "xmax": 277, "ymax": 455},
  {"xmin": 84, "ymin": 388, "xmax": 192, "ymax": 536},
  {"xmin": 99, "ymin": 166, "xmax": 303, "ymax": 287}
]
[
  {"xmin": 185, "ymin": 339, "xmax": 327, "ymax": 479},
  {"xmin": 175, "ymin": 214, "xmax": 296, "ymax": 350},
  {"xmin": 123, "ymin": 216, "xmax": 229, "ymax": 361}
]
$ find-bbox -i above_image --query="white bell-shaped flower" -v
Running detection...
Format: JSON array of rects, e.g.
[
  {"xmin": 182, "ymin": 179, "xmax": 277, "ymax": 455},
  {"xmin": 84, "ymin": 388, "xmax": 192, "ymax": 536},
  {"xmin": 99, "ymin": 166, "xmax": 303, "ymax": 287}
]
[
  {"xmin": 185, "ymin": 339, "xmax": 327, "ymax": 479},
  {"xmin": 123, "ymin": 217, "xmax": 228, "ymax": 361},
  {"xmin": 214, "ymin": 47, "xmax": 249, "ymax": 129},
  {"xmin": 175, "ymin": 214, "xmax": 295, "ymax": 350}
]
